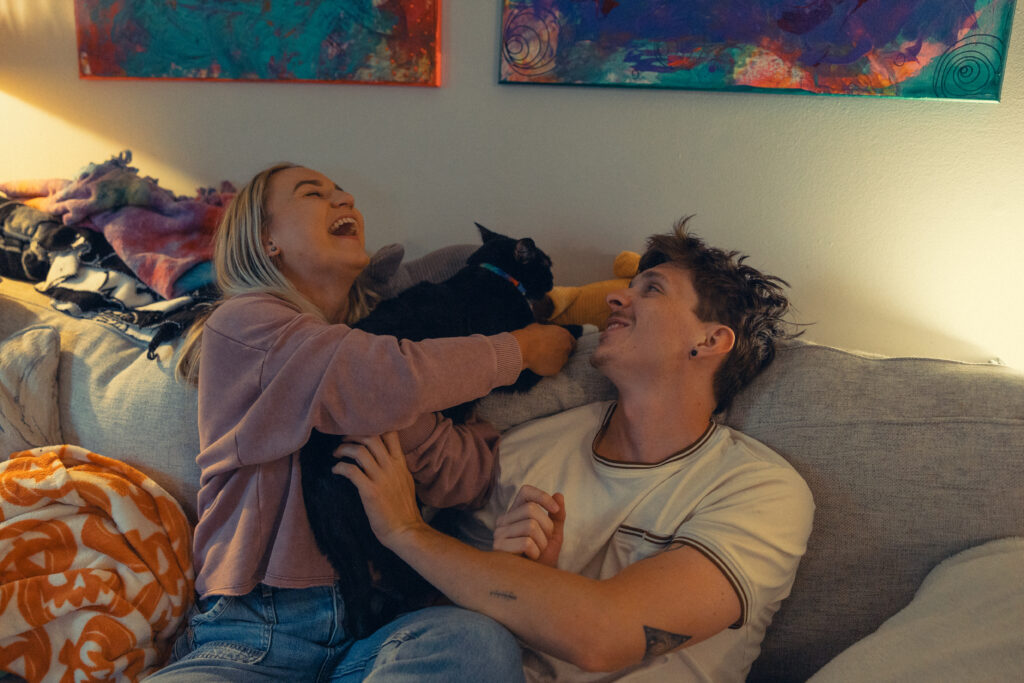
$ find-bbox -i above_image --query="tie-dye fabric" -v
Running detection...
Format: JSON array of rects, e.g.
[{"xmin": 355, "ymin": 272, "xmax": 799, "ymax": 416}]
[{"xmin": 0, "ymin": 151, "xmax": 232, "ymax": 299}]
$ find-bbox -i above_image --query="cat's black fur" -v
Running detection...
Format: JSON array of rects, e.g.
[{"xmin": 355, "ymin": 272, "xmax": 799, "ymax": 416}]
[
  {"xmin": 301, "ymin": 223, "xmax": 570, "ymax": 639},
  {"xmin": 353, "ymin": 222, "xmax": 557, "ymax": 417}
]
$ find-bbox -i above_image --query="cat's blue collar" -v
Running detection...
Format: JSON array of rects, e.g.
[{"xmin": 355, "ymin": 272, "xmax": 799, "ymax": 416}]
[{"xmin": 479, "ymin": 263, "xmax": 527, "ymax": 297}]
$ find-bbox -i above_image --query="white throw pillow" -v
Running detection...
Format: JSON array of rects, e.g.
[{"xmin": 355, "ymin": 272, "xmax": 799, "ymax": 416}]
[
  {"xmin": 0, "ymin": 326, "xmax": 63, "ymax": 455},
  {"xmin": 809, "ymin": 537, "xmax": 1024, "ymax": 682}
]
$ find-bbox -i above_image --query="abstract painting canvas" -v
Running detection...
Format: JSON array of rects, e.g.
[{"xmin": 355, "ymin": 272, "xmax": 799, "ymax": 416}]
[
  {"xmin": 75, "ymin": 0, "xmax": 441, "ymax": 86},
  {"xmin": 500, "ymin": 0, "xmax": 1016, "ymax": 99}
]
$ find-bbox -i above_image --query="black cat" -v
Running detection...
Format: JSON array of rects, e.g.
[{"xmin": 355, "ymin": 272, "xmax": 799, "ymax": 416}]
[
  {"xmin": 301, "ymin": 223, "xmax": 568, "ymax": 639},
  {"xmin": 353, "ymin": 222, "xmax": 558, "ymax": 418}
]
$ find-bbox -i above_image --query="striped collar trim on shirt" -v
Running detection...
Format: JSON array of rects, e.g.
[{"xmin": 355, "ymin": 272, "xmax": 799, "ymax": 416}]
[{"xmin": 591, "ymin": 402, "xmax": 719, "ymax": 469}]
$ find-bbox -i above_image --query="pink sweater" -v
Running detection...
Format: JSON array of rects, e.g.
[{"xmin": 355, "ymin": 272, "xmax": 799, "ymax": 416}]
[{"xmin": 193, "ymin": 292, "xmax": 523, "ymax": 597}]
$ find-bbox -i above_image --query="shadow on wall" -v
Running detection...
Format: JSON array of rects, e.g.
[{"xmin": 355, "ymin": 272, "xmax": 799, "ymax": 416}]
[
  {"xmin": 0, "ymin": 3, "xmax": 144, "ymax": 158},
  {"xmin": 0, "ymin": 0, "xmax": 65, "ymax": 31},
  {"xmin": 0, "ymin": 1, "xmax": 306, "ymax": 185}
]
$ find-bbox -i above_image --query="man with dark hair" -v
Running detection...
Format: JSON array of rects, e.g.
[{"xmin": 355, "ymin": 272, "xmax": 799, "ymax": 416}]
[
  {"xmin": 334, "ymin": 219, "xmax": 815, "ymax": 682},
  {"xmin": 634, "ymin": 216, "xmax": 794, "ymax": 413}
]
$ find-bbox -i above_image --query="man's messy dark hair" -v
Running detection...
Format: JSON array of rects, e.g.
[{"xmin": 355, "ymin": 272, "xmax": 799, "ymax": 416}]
[{"xmin": 639, "ymin": 216, "xmax": 799, "ymax": 413}]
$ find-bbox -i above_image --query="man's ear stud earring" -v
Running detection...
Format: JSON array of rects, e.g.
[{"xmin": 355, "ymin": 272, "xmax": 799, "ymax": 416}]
[{"xmin": 690, "ymin": 349, "xmax": 698, "ymax": 357}]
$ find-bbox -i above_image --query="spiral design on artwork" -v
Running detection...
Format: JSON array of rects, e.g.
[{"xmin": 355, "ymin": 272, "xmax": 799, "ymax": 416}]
[
  {"xmin": 932, "ymin": 34, "xmax": 1005, "ymax": 99},
  {"xmin": 502, "ymin": 7, "xmax": 560, "ymax": 77}
]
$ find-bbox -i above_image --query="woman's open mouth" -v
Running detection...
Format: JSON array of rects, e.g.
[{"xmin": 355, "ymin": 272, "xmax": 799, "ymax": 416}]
[{"xmin": 328, "ymin": 216, "xmax": 358, "ymax": 236}]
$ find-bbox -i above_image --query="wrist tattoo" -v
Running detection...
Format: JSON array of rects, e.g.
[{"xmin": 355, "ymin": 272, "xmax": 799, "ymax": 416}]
[
  {"xmin": 489, "ymin": 590, "xmax": 517, "ymax": 601},
  {"xmin": 643, "ymin": 626, "xmax": 691, "ymax": 659}
]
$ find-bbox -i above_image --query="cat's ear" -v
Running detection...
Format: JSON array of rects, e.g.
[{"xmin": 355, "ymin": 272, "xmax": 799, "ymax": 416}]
[
  {"xmin": 514, "ymin": 238, "xmax": 537, "ymax": 262},
  {"xmin": 475, "ymin": 222, "xmax": 502, "ymax": 243}
]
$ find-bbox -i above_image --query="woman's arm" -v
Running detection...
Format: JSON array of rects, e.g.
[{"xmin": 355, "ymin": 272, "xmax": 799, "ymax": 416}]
[
  {"xmin": 384, "ymin": 325, "xmax": 581, "ymax": 509},
  {"xmin": 202, "ymin": 295, "xmax": 573, "ymax": 466},
  {"xmin": 395, "ymin": 413, "xmax": 501, "ymax": 508}
]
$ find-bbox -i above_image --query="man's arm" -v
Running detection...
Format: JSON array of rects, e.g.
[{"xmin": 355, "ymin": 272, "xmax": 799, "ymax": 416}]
[{"xmin": 334, "ymin": 433, "xmax": 741, "ymax": 673}]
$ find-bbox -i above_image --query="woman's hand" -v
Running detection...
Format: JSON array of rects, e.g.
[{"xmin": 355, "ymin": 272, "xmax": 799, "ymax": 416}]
[
  {"xmin": 331, "ymin": 432, "xmax": 426, "ymax": 548},
  {"xmin": 511, "ymin": 323, "xmax": 575, "ymax": 377},
  {"xmin": 493, "ymin": 485, "xmax": 565, "ymax": 567}
]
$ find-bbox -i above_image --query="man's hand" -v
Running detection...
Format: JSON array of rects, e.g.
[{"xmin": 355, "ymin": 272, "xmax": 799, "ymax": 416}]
[
  {"xmin": 511, "ymin": 323, "xmax": 575, "ymax": 377},
  {"xmin": 331, "ymin": 432, "xmax": 426, "ymax": 548},
  {"xmin": 493, "ymin": 485, "xmax": 565, "ymax": 567}
]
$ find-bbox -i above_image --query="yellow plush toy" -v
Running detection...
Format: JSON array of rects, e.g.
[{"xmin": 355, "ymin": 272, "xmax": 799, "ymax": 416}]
[{"xmin": 536, "ymin": 251, "xmax": 640, "ymax": 330}]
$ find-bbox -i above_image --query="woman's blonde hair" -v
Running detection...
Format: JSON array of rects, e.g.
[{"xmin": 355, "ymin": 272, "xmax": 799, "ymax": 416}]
[{"xmin": 175, "ymin": 162, "xmax": 377, "ymax": 384}]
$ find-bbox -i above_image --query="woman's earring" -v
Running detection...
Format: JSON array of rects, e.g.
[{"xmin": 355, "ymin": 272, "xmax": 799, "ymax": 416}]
[{"xmin": 267, "ymin": 243, "xmax": 280, "ymax": 256}]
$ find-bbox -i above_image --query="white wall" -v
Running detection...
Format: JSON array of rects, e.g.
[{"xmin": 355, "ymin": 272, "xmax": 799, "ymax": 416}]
[{"xmin": 3, "ymin": 1, "xmax": 1023, "ymax": 366}]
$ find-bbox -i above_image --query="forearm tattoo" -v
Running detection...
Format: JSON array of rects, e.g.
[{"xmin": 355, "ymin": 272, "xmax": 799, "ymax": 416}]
[{"xmin": 643, "ymin": 625, "xmax": 691, "ymax": 659}]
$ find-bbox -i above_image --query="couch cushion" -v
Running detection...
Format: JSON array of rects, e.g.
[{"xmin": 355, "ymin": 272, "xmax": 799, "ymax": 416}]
[
  {"xmin": 724, "ymin": 341, "xmax": 1024, "ymax": 681},
  {"xmin": 808, "ymin": 537, "xmax": 1024, "ymax": 682},
  {"xmin": 6, "ymin": 274, "xmax": 1022, "ymax": 682},
  {"xmin": 0, "ymin": 278, "xmax": 201, "ymax": 522},
  {"xmin": 0, "ymin": 325, "xmax": 62, "ymax": 454}
]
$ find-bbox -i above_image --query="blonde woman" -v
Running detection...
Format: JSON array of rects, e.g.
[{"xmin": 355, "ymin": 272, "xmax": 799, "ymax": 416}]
[{"xmin": 152, "ymin": 163, "xmax": 574, "ymax": 682}]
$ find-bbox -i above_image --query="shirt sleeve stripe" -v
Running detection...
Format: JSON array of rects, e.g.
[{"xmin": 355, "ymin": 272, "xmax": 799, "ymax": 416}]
[
  {"xmin": 615, "ymin": 526, "xmax": 749, "ymax": 628},
  {"xmin": 674, "ymin": 536, "xmax": 748, "ymax": 628}
]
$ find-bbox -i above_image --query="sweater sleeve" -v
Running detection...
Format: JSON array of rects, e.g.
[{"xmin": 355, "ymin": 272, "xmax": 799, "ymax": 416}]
[
  {"xmin": 397, "ymin": 413, "xmax": 501, "ymax": 509},
  {"xmin": 197, "ymin": 294, "xmax": 522, "ymax": 472}
]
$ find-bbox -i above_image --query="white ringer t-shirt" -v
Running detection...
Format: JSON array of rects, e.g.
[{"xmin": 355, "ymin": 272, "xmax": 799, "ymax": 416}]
[{"xmin": 459, "ymin": 401, "xmax": 814, "ymax": 682}]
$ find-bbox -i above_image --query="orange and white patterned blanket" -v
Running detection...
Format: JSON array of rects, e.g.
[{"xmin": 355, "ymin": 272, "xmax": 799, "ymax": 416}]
[{"xmin": 0, "ymin": 446, "xmax": 194, "ymax": 682}]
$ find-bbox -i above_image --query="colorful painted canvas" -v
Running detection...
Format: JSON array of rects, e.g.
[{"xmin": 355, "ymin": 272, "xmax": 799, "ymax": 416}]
[
  {"xmin": 74, "ymin": 0, "xmax": 441, "ymax": 86},
  {"xmin": 500, "ymin": 1, "xmax": 1016, "ymax": 99}
]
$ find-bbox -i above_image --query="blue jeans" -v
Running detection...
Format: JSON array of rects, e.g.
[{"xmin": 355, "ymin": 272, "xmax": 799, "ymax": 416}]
[{"xmin": 146, "ymin": 584, "xmax": 525, "ymax": 682}]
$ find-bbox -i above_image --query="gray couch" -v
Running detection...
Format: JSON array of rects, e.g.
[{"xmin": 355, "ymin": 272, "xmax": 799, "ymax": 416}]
[{"xmin": 2, "ymin": 274, "xmax": 1022, "ymax": 681}]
